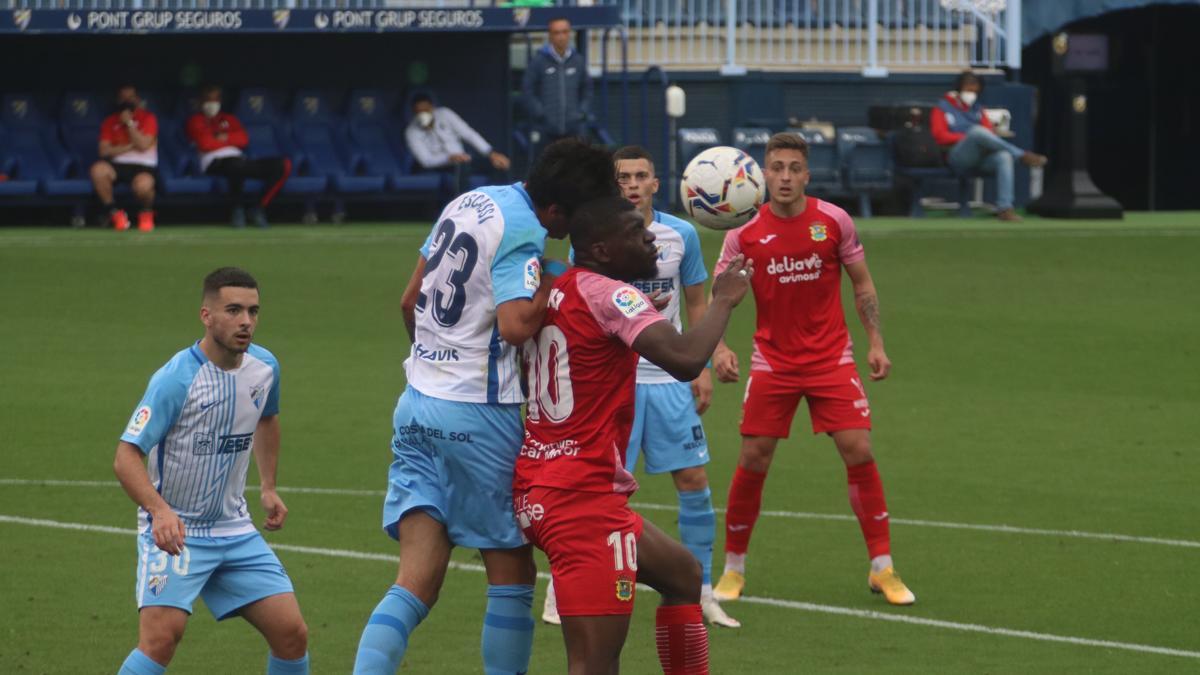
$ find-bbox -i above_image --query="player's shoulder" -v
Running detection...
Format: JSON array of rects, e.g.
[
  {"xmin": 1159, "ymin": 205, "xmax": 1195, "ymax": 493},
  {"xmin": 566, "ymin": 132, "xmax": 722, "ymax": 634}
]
[
  {"xmin": 466, "ymin": 184, "xmax": 541, "ymax": 233},
  {"xmin": 728, "ymin": 207, "xmax": 768, "ymax": 241},
  {"xmin": 813, "ymin": 197, "xmax": 853, "ymax": 227},
  {"xmin": 245, "ymin": 343, "xmax": 279, "ymax": 370},
  {"xmin": 147, "ymin": 343, "xmax": 206, "ymax": 391},
  {"xmin": 653, "ymin": 210, "xmax": 698, "ymax": 236}
]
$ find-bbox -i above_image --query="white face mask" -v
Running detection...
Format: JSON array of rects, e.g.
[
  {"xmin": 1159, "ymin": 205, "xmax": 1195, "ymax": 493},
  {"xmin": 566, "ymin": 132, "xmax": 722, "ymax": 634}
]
[
  {"xmin": 202, "ymin": 101, "xmax": 221, "ymax": 117},
  {"xmin": 415, "ymin": 110, "xmax": 434, "ymax": 128},
  {"xmin": 959, "ymin": 91, "xmax": 978, "ymax": 107}
]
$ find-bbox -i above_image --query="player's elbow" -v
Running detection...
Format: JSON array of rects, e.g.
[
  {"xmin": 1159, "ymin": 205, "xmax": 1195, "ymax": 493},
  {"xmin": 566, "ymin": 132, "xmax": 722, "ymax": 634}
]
[{"xmin": 497, "ymin": 322, "xmax": 535, "ymax": 346}]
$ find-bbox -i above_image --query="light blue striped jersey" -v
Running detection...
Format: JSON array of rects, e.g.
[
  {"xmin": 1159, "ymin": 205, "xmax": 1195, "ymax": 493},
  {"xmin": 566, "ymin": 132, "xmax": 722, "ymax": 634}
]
[
  {"xmin": 405, "ymin": 183, "xmax": 547, "ymax": 404},
  {"xmin": 119, "ymin": 342, "xmax": 281, "ymax": 537}
]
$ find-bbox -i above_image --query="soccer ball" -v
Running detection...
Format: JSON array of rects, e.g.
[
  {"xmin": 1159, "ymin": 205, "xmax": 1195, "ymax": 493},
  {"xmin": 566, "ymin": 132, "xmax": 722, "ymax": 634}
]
[{"xmin": 679, "ymin": 146, "xmax": 765, "ymax": 230}]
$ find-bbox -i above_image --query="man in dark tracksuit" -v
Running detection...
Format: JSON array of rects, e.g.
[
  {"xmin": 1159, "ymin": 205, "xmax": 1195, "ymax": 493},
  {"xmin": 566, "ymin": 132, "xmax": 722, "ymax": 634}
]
[{"xmin": 522, "ymin": 18, "xmax": 592, "ymax": 153}]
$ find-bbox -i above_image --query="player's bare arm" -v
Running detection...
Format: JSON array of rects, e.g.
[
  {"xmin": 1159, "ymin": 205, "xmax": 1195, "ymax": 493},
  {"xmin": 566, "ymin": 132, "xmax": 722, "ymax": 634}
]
[
  {"xmin": 845, "ymin": 259, "xmax": 892, "ymax": 381},
  {"xmin": 495, "ymin": 269, "xmax": 557, "ymax": 345},
  {"xmin": 400, "ymin": 255, "xmax": 427, "ymax": 342},
  {"xmin": 253, "ymin": 414, "xmax": 288, "ymax": 531},
  {"xmin": 683, "ymin": 282, "xmax": 714, "ymax": 414},
  {"xmin": 99, "ymin": 140, "xmax": 134, "ymax": 159},
  {"xmin": 633, "ymin": 255, "xmax": 753, "ymax": 382},
  {"xmin": 113, "ymin": 441, "xmax": 185, "ymax": 555},
  {"xmin": 127, "ymin": 124, "xmax": 157, "ymax": 152}
]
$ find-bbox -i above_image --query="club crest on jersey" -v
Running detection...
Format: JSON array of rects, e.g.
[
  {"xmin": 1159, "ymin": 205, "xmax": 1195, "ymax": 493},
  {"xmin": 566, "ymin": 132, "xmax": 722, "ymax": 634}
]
[
  {"xmin": 250, "ymin": 384, "xmax": 266, "ymax": 410},
  {"xmin": 615, "ymin": 576, "xmax": 635, "ymax": 602},
  {"xmin": 524, "ymin": 257, "xmax": 542, "ymax": 292},
  {"xmin": 148, "ymin": 574, "xmax": 168, "ymax": 596},
  {"xmin": 127, "ymin": 406, "xmax": 152, "ymax": 437},
  {"xmin": 612, "ymin": 287, "xmax": 648, "ymax": 317},
  {"xmin": 810, "ymin": 224, "xmax": 828, "ymax": 242}
]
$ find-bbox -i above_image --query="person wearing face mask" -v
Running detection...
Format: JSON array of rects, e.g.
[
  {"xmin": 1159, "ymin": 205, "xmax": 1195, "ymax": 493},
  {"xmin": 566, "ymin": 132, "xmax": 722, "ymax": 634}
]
[
  {"xmin": 185, "ymin": 84, "xmax": 292, "ymax": 228},
  {"xmin": 931, "ymin": 70, "xmax": 1048, "ymax": 222},
  {"xmin": 404, "ymin": 92, "xmax": 511, "ymax": 200},
  {"xmin": 91, "ymin": 84, "xmax": 159, "ymax": 232}
]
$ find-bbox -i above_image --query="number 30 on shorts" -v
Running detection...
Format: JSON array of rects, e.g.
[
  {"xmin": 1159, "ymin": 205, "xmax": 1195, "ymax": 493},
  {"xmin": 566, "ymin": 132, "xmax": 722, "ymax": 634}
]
[
  {"xmin": 607, "ymin": 530, "xmax": 638, "ymax": 571},
  {"xmin": 148, "ymin": 547, "xmax": 191, "ymax": 576}
]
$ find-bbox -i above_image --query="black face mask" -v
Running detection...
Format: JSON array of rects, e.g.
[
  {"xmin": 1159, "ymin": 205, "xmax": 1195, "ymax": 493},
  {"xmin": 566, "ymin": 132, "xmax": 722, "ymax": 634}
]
[{"xmin": 117, "ymin": 100, "xmax": 138, "ymax": 113}]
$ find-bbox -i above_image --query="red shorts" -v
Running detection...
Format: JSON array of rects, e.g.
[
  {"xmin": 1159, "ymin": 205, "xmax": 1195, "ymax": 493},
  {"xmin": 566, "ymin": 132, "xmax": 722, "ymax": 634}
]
[
  {"xmin": 740, "ymin": 363, "xmax": 872, "ymax": 437},
  {"xmin": 513, "ymin": 486, "xmax": 643, "ymax": 617}
]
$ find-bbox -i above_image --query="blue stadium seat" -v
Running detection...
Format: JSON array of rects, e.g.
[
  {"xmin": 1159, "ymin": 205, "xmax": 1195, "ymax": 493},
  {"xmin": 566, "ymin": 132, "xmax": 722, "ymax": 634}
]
[
  {"xmin": 346, "ymin": 89, "xmax": 441, "ymax": 195},
  {"xmin": 58, "ymin": 92, "xmax": 105, "ymax": 175},
  {"xmin": 235, "ymin": 88, "xmax": 326, "ymax": 196},
  {"xmin": 2, "ymin": 94, "xmax": 91, "ymax": 196},
  {"xmin": 791, "ymin": 128, "xmax": 842, "ymax": 196},
  {"xmin": 290, "ymin": 89, "xmax": 384, "ymax": 194},
  {"xmin": 838, "ymin": 126, "xmax": 893, "ymax": 217},
  {"xmin": 0, "ymin": 127, "xmax": 40, "ymax": 196},
  {"xmin": 157, "ymin": 118, "xmax": 215, "ymax": 196},
  {"xmin": 732, "ymin": 127, "xmax": 771, "ymax": 169},
  {"xmin": 678, "ymin": 127, "xmax": 723, "ymax": 167}
]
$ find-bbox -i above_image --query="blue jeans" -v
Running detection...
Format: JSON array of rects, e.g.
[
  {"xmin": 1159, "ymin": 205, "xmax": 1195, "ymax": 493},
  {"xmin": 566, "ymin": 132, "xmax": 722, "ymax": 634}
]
[{"xmin": 946, "ymin": 125, "xmax": 1025, "ymax": 210}]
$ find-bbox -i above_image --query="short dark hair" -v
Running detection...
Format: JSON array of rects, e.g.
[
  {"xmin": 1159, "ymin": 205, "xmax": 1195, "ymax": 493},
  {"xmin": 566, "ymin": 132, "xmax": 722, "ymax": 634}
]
[
  {"xmin": 765, "ymin": 132, "xmax": 809, "ymax": 160},
  {"xmin": 203, "ymin": 267, "xmax": 258, "ymax": 299},
  {"xmin": 200, "ymin": 84, "xmax": 222, "ymax": 97},
  {"xmin": 526, "ymin": 139, "xmax": 620, "ymax": 218},
  {"xmin": 612, "ymin": 145, "xmax": 655, "ymax": 171},
  {"xmin": 548, "ymin": 17, "xmax": 571, "ymax": 29},
  {"xmin": 411, "ymin": 92, "xmax": 434, "ymax": 108},
  {"xmin": 955, "ymin": 70, "xmax": 984, "ymax": 92},
  {"xmin": 569, "ymin": 196, "xmax": 637, "ymax": 256}
]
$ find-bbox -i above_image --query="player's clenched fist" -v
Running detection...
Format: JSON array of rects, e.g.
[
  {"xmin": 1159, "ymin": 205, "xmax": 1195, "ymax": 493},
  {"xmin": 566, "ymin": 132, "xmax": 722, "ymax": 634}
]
[
  {"xmin": 261, "ymin": 488, "xmax": 289, "ymax": 531},
  {"xmin": 713, "ymin": 343, "xmax": 739, "ymax": 383},
  {"xmin": 711, "ymin": 254, "xmax": 754, "ymax": 306},
  {"xmin": 150, "ymin": 506, "xmax": 186, "ymax": 556}
]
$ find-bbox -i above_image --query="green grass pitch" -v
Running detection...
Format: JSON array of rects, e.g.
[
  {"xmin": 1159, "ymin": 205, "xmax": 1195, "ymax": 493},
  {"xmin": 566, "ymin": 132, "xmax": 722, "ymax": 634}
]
[{"xmin": 1, "ymin": 213, "xmax": 1198, "ymax": 673}]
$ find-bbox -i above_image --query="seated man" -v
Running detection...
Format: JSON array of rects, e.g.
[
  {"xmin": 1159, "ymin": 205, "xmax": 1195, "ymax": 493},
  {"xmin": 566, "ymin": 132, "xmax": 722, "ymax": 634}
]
[
  {"xmin": 404, "ymin": 92, "xmax": 510, "ymax": 198},
  {"xmin": 91, "ymin": 85, "xmax": 158, "ymax": 232},
  {"xmin": 931, "ymin": 71, "xmax": 1048, "ymax": 222},
  {"xmin": 186, "ymin": 85, "xmax": 291, "ymax": 228}
]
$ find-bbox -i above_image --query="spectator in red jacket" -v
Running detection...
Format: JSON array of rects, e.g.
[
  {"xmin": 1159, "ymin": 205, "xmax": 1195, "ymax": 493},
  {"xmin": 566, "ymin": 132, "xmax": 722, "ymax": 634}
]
[
  {"xmin": 186, "ymin": 85, "xmax": 291, "ymax": 228},
  {"xmin": 91, "ymin": 85, "xmax": 158, "ymax": 232},
  {"xmin": 931, "ymin": 71, "xmax": 1047, "ymax": 222}
]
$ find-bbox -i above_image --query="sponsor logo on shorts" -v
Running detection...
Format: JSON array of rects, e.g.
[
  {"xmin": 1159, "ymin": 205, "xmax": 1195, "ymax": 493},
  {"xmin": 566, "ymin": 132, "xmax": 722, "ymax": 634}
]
[
  {"xmin": 126, "ymin": 406, "xmax": 151, "ymax": 436},
  {"xmin": 612, "ymin": 287, "xmax": 649, "ymax": 318},
  {"xmin": 514, "ymin": 493, "xmax": 545, "ymax": 529},
  {"xmin": 615, "ymin": 576, "xmax": 635, "ymax": 602},
  {"xmin": 148, "ymin": 574, "xmax": 168, "ymax": 596},
  {"xmin": 397, "ymin": 424, "xmax": 473, "ymax": 442},
  {"xmin": 810, "ymin": 224, "xmax": 828, "ymax": 241},
  {"xmin": 691, "ymin": 425, "xmax": 704, "ymax": 441},
  {"xmin": 524, "ymin": 257, "xmax": 542, "ymax": 292}
]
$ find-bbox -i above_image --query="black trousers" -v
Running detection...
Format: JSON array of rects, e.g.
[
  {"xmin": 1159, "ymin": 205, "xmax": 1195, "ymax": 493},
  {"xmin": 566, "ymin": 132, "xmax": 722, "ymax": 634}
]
[{"xmin": 206, "ymin": 156, "xmax": 289, "ymax": 208}]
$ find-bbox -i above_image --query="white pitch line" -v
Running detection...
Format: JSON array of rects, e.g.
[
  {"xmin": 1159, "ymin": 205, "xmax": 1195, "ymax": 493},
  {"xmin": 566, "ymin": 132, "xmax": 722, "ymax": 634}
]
[
  {"xmin": 1, "ymin": 513, "xmax": 1197, "ymax": 661},
  {"xmin": 3, "ymin": 478, "xmax": 1198, "ymax": 550}
]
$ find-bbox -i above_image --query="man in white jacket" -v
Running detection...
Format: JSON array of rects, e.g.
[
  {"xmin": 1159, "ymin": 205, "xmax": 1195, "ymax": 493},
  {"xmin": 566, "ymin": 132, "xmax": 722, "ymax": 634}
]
[{"xmin": 405, "ymin": 93, "xmax": 511, "ymax": 198}]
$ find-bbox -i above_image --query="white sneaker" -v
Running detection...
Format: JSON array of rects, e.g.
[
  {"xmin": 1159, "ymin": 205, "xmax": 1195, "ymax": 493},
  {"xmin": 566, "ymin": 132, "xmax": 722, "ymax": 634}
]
[
  {"xmin": 702, "ymin": 597, "xmax": 741, "ymax": 628},
  {"xmin": 542, "ymin": 583, "xmax": 561, "ymax": 625}
]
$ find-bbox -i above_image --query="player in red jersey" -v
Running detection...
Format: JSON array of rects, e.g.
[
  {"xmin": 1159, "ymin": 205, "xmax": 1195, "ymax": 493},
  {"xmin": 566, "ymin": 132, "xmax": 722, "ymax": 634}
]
[
  {"xmin": 515, "ymin": 196, "xmax": 752, "ymax": 674},
  {"xmin": 710, "ymin": 132, "xmax": 917, "ymax": 607}
]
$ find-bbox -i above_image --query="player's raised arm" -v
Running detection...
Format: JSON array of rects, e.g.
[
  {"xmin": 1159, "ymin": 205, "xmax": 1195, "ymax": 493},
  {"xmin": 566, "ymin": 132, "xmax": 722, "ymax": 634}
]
[
  {"xmin": 634, "ymin": 255, "xmax": 753, "ymax": 382},
  {"xmin": 113, "ymin": 441, "xmax": 185, "ymax": 555},
  {"xmin": 845, "ymin": 259, "xmax": 891, "ymax": 381},
  {"xmin": 709, "ymin": 228, "xmax": 746, "ymax": 383}
]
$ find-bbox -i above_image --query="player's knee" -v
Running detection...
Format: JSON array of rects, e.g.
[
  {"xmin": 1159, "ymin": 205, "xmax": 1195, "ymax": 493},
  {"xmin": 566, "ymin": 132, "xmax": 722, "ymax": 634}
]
[
  {"xmin": 132, "ymin": 174, "xmax": 155, "ymax": 197},
  {"xmin": 139, "ymin": 627, "xmax": 183, "ymax": 663},
  {"xmin": 272, "ymin": 619, "xmax": 309, "ymax": 659},
  {"xmin": 836, "ymin": 436, "xmax": 873, "ymax": 465},
  {"xmin": 90, "ymin": 162, "xmax": 113, "ymax": 183}
]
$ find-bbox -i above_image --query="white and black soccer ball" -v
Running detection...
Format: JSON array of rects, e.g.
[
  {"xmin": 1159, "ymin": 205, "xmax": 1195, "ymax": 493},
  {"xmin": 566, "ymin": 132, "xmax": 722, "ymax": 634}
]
[{"xmin": 679, "ymin": 146, "xmax": 765, "ymax": 230}]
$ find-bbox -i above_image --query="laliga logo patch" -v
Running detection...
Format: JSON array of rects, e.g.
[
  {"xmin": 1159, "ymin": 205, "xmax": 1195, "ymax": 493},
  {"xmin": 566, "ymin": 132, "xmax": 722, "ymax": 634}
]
[
  {"xmin": 148, "ymin": 574, "xmax": 168, "ymax": 597},
  {"xmin": 612, "ymin": 287, "xmax": 648, "ymax": 317},
  {"xmin": 127, "ymin": 406, "xmax": 152, "ymax": 437},
  {"xmin": 273, "ymin": 9, "xmax": 290, "ymax": 29},
  {"xmin": 524, "ymin": 257, "xmax": 542, "ymax": 292},
  {"xmin": 615, "ymin": 576, "xmax": 634, "ymax": 602},
  {"xmin": 13, "ymin": 10, "xmax": 31, "ymax": 32},
  {"xmin": 810, "ymin": 224, "xmax": 828, "ymax": 242}
]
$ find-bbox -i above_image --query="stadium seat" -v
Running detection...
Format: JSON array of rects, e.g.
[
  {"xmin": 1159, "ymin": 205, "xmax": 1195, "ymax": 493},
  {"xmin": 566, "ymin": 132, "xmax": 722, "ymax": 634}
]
[
  {"xmin": 732, "ymin": 127, "xmax": 771, "ymax": 169},
  {"xmin": 0, "ymin": 128, "xmax": 40, "ymax": 196},
  {"xmin": 791, "ymin": 128, "xmax": 842, "ymax": 197},
  {"xmin": 2, "ymin": 94, "xmax": 91, "ymax": 196},
  {"xmin": 678, "ymin": 127, "xmax": 722, "ymax": 168},
  {"xmin": 346, "ymin": 89, "xmax": 441, "ymax": 195},
  {"xmin": 838, "ymin": 126, "xmax": 893, "ymax": 217},
  {"xmin": 157, "ymin": 118, "xmax": 215, "ymax": 196},
  {"xmin": 290, "ymin": 89, "xmax": 385, "ymax": 195},
  {"xmin": 58, "ymin": 92, "xmax": 103, "ymax": 170},
  {"xmin": 234, "ymin": 88, "xmax": 326, "ymax": 196}
]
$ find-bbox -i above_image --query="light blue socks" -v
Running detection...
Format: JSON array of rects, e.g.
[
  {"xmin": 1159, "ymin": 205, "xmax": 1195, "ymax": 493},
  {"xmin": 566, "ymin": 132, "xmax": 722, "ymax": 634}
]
[
  {"xmin": 352, "ymin": 584, "xmax": 430, "ymax": 674},
  {"xmin": 481, "ymin": 584, "xmax": 535, "ymax": 675},
  {"xmin": 678, "ymin": 487, "xmax": 717, "ymax": 586}
]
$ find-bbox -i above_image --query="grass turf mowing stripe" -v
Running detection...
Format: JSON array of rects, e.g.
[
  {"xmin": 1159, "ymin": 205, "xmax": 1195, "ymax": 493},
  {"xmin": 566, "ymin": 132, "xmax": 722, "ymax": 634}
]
[
  {"xmin": 3, "ymin": 513, "xmax": 1198, "ymax": 661},
  {"xmin": 5, "ymin": 478, "xmax": 1198, "ymax": 550}
]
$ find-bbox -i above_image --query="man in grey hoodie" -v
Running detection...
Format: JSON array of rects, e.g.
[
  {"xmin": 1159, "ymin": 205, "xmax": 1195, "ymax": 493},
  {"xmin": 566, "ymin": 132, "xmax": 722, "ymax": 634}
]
[{"xmin": 522, "ymin": 18, "xmax": 592, "ymax": 148}]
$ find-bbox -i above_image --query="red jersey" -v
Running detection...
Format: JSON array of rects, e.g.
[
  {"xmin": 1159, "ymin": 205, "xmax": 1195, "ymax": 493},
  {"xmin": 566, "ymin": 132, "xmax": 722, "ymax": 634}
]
[
  {"xmin": 514, "ymin": 267, "xmax": 666, "ymax": 495},
  {"xmin": 99, "ymin": 109, "xmax": 158, "ymax": 167},
  {"xmin": 714, "ymin": 197, "xmax": 865, "ymax": 376},
  {"xmin": 185, "ymin": 112, "xmax": 249, "ymax": 152}
]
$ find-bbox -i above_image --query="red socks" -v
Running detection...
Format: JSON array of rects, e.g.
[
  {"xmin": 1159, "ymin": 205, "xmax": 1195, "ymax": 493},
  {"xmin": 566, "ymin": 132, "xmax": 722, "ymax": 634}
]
[
  {"xmin": 724, "ymin": 466, "xmax": 767, "ymax": 554},
  {"xmin": 846, "ymin": 460, "xmax": 891, "ymax": 559},
  {"xmin": 655, "ymin": 604, "xmax": 709, "ymax": 675}
]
